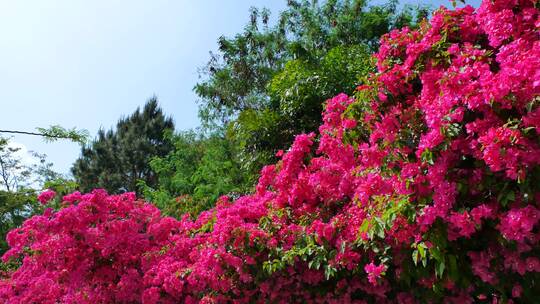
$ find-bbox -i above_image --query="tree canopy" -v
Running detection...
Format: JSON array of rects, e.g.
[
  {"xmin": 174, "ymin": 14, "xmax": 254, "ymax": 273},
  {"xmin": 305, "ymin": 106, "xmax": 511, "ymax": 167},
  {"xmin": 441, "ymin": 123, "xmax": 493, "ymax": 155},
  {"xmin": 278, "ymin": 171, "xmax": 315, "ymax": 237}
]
[
  {"xmin": 141, "ymin": 130, "xmax": 250, "ymax": 218},
  {"xmin": 195, "ymin": 0, "xmax": 428, "ymax": 183},
  {"xmin": 142, "ymin": 0, "xmax": 429, "ymax": 214},
  {"xmin": 72, "ymin": 98, "xmax": 175, "ymax": 194},
  {"xmin": 0, "ymin": 136, "xmax": 73, "ymax": 255},
  {"xmin": 196, "ymin": 0, "xmax": 427, "ymax": 125}
]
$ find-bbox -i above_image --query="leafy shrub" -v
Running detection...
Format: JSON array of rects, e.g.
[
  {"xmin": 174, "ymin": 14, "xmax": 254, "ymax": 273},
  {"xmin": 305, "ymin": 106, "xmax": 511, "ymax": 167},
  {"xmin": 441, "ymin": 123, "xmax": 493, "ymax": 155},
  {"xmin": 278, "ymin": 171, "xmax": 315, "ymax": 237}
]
[
  {"xmin": 0, "ymin": 190, "xmax": 42, "ymax": 256},
  {"xmin": 141, "ymin": 131, "xmax": 251, "ymax": 218}
]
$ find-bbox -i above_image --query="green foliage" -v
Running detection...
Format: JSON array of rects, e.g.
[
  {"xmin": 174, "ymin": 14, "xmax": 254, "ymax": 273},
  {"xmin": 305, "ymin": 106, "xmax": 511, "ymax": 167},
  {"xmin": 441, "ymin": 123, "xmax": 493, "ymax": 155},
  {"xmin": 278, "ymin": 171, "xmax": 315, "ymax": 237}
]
[
  {"xmin": 0, "ymin": 190, "xmax": 42, "ymax": 255},
  {"xmin": 0, "ymin": 138, "xmax": 32, "ymax": 193},
  {"xmin": 194, "ymin": 0, "xmax": 428, "ymax": 188},
  {"xmin": 196, "ymin": 0, "xmax": 428, "ymax": 125},
  {"xmin": 0, "ymin": 126, "xmax": 88, "ymax": 144},
  {"xmin": 0, "ymin": 136, "xmax": 76, "ymax": 257},
  {"xmin": 35, "ymin": 125, "xmax": 89, "ymax": 144},
  {"xmin": 141, "ymin": 130, "xmax": 251, "ymax": 218},
  {"xmin": 229, "ymin": 45, "xmax": 374, "ymax": 175},
  {"xmin": 0, "ymin": 137, "xmax": 60, "ymax": 192},
  {"xmin": 44, "ymin": 178, "xmax": 79, "ymax": 198},
  {"xmin": 227, "ymin": 108, "xmax": 283, "ymax": 178},
  {"xmin": 70, "ymin": 0, "xmax": 430, "ymax": 218},
  {"xmin": 72, "ymin": 98, "xmax": 175, "ymax": 195}
]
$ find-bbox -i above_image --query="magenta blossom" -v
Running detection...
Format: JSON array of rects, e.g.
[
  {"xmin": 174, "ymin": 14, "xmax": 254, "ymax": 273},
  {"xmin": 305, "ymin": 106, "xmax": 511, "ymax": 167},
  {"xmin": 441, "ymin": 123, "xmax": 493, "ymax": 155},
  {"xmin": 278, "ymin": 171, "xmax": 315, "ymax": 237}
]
[
  {"xmin": 364, "ymin": 262, "xmax": 387, "ymax": 285},
  {"xmin": 37, "ymin": 189, "xmax": 56, "ymax": 205}
]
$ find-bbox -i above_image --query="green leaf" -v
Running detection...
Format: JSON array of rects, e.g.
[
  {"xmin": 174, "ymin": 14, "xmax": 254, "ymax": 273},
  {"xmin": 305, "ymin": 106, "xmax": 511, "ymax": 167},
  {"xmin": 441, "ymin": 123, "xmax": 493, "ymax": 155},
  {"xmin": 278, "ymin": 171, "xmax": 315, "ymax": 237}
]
[
  {"xmin": 324, "ymin": 265, "xmax": 337, "ymax": 280},
  {"xmin": 448, "ymin": 255, "xmax": 458, "ymax": 282},
  {"xmin": 506, "ymin": 191, "xmax": 515, "ymax": 202},
  {"xmin": 416, "ymin": 243, "xmax": 429, "ymax": 267},
  {"xmin": 412, "ymin": 249, "xmax": 419, "ymax": 266},
  {"xmin": 435, "ymin": 260, "xmax": 445, "ymax": 278},
  {"xmin": 359, "ymin": 219, "xmax": 370, "ymax": 233},
  {"xmin": 420, "ymin": 149, "xmax": 435, "ymax": 165}
]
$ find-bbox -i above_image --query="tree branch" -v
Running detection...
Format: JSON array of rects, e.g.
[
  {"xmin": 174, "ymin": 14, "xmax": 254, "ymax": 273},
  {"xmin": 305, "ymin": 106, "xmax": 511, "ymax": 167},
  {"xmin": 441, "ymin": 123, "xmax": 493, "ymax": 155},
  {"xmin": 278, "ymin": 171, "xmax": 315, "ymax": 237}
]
[
  {"xmin": 0, "ymin": 126, "xmax": 89, "ymax": 144},
  {"xmin": 0, "ymin": 129, "xmax": 68, "ymax": 139}
]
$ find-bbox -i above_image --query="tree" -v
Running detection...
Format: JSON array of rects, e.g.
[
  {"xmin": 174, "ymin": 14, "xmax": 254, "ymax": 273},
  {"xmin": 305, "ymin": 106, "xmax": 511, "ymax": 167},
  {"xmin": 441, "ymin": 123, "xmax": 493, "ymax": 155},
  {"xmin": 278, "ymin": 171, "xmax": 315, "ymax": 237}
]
[
  {"xmin": 141, "ymin": 130, "xmax": 250, "ymax": 218},
  {"xmin": 0, "ymin": 137, "xmax": 60, "ymax": 192},
  {"xmin": 196, "ymin": 0, "xmax": 428, "ymax": 183},
  {"xmin": 72, "ymin": 98, "xmax": 175, "ymax": 194},
  {"xmin": 0, "ymin": 136, "xmax": 68, "ymax": 255},
  {"xmin": 231, "ymin": 44, "xmax": 375, "ymax": 173},
  {"xmin": 0, "ymin": 190, "xmax": 41, "ymax": 256},
  {"xmin": 144, "ymin": 1, "xmax": 429, "ymax": 219},
  {"xmin": 0, "ymin": 124, "xmax": 83, "ymax": 257},
  {"xmin": 0, "ymin": 138, "xmax": 31, "ymax": 193},
  {"xmin": 195, "ymin": 0, "xmax": 427, "ymax": 125}
]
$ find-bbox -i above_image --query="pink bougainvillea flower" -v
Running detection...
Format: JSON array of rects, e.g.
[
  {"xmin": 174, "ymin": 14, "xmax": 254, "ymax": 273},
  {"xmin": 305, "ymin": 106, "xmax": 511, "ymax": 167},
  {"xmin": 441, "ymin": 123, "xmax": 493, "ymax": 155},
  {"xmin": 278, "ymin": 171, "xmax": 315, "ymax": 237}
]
[
  {"xmin": 37, "ymin": 189, "xmax": 56, "ymax": 205},
  {"xmin": 364, "ymin": 262, "xmax": 386, "ymax": 286}
]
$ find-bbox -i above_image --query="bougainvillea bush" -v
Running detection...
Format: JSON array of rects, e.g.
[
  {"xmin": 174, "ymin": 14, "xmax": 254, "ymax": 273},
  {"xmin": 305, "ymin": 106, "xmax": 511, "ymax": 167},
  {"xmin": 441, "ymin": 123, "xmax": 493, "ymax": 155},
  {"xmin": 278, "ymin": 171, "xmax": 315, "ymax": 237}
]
[{"xmin": 2, "ymin": 0, "xmax": 540, "ymax": 302}]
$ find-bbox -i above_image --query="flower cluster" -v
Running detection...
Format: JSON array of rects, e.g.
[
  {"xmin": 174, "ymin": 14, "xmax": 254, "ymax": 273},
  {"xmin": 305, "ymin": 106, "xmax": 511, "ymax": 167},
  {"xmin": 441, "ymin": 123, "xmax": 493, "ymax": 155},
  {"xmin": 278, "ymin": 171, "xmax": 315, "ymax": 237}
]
[
  {"xmin": 1, "ymin": 0, "xmax": 540, "ymax": 302},
  {"xmin": 37, "ymin": 189, "xmax": 56, "ymax": 205},
  {"xmin": 1, "ymin": 190, "xmax": 177, "ymax": 303}
]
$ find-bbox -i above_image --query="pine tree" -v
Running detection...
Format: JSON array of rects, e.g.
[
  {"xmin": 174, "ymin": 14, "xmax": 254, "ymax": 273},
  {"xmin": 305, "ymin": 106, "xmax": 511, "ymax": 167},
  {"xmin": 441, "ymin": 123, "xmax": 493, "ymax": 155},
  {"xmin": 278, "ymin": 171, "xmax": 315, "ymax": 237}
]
[{"xmin": 72, "ymin": 98, "xmax": 175, "ymax": 194}]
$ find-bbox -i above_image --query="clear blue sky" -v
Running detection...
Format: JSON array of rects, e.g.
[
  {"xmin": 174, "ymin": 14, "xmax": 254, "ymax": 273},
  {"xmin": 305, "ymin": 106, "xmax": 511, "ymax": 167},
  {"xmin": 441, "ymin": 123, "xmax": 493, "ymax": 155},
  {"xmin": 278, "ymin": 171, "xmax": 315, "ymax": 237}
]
[{"xmin": 0, "ymin": 0, "xmax": 479, "ymax": 175}]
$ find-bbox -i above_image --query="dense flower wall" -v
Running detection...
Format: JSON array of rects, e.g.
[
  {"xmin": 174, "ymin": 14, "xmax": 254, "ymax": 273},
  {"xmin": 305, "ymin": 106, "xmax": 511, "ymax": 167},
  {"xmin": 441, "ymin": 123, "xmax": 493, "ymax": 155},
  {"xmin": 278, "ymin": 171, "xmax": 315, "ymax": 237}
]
[{"xmin": 1, "ymin": 0, "xmax": 540, "ymax": 302}]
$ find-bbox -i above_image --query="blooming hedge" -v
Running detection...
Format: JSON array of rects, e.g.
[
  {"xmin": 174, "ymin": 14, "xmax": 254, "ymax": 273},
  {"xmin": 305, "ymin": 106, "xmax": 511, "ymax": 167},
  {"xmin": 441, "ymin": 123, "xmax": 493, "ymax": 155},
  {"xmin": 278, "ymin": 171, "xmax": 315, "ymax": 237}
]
[{"xmin": 2, "ymin": 0, "xmax": 540, "ymax": 302}]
